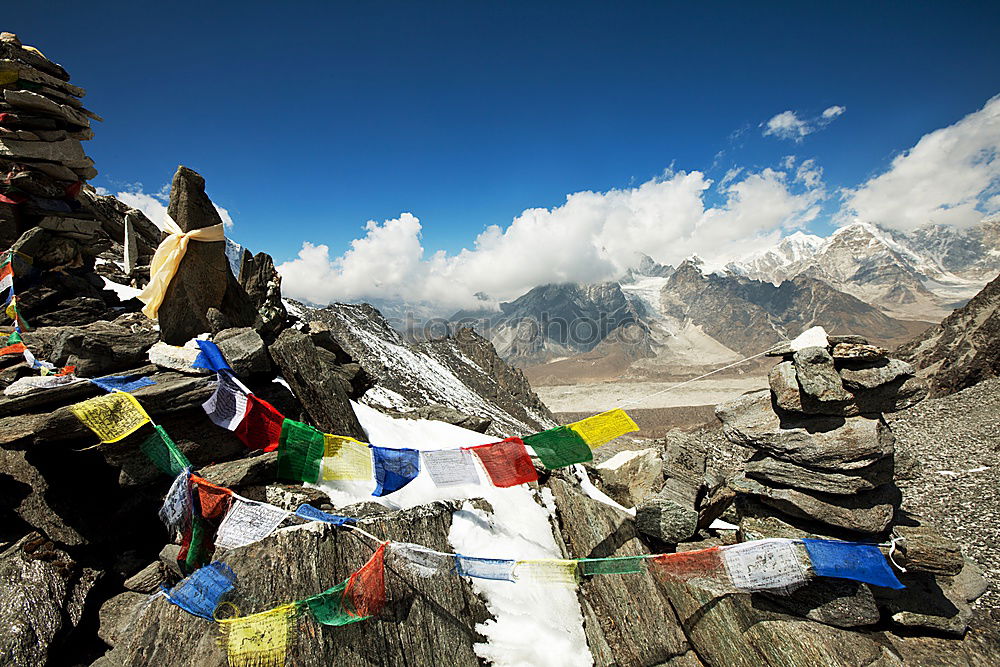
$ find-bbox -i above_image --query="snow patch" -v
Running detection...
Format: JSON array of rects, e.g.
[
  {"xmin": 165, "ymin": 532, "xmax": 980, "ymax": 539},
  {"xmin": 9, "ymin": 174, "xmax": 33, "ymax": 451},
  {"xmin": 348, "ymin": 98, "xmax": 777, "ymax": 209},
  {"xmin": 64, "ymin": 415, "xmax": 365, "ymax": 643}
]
[{"xmin": 102, "ymin": 277, "xmax": 142, "ymax": 301}]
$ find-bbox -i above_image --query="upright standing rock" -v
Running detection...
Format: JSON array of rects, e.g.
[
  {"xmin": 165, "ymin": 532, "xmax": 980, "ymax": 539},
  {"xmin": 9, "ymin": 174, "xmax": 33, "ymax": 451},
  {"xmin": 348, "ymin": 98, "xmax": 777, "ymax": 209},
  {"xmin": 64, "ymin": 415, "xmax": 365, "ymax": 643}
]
[{"xmin": 156, "ymin": 166, "xmax": 257, "ymax": 344}]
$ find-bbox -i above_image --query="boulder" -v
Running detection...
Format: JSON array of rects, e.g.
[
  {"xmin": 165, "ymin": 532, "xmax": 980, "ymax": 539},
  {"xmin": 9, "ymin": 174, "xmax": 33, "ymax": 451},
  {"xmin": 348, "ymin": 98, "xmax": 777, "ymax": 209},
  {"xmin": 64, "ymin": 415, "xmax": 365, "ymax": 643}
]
[
  {"xmin": 213, "ymin": 327, "xmax": 271, "ymax": 377},
  {"xmin": 792, "ymin": 346, "xmax": 852, "ymax": 406},
  {"xmin": 730, "ymin": 476, "xmax": 899, "ymax": 535},
  {"xmin": 745, "ymin": 454, "xmax": 893, "ymax": 495},
  {"xmin": 760, "ymin": 579, "xmax": 881, "ymax": 629},
  {"xmin": 34, "ymin": 320, "xmax": 158, "ymax": 377},
  {"xmin": 894, "ymin": 522, "xmax": 965, "ymax": 576},
  {"xmin": 838, "ymin": 358, "xmax": 914, "ymax": 390},
  {"xmin": 97, "ymin": 592, "xmax": 147, "ymax": 648},
  {"xmin": 268, "ymin": 328, "xmax": 366, "ymax": 440},
  {"xmin": 593, "ymin": 448, "xmax": 663, "ymax": 507},
  {"xmin": 716, "ymin": 390, "xmax": 895, "ymax": 470},
  {"xmin": 635, "ymin": 495, "xmax": 698, "ymax": 544},
  {"xmin": 155, "ymin": 166, "xmax": 257, "ymax": 344},
  {"xmin": 237, "ymin": 251, "xmax": 287, "ymax": 337},
  {"xmin": 0, "ymin": 533, "xmax": 101, "ymax": 666},
  {"xmin": 770, "ymin": 363, "xmax": 928, "ymax": 416},
  {"xmin": 876, "ymin": 570, "xmax": 973, "ymax": 637},
  {"xmin": 102, "ymin": 503, "xmax": 493, "ymax": 666},
  {"xmin": 123, "ymin": 561, "xmax": 167, "ymax": 594},
  {"xmin": 384, "ymin": 404, "xmax": 492, "ymax": 433},
  {"xmin": 831, "ymin": 343, "xmax": 889, "ymax": 360}
]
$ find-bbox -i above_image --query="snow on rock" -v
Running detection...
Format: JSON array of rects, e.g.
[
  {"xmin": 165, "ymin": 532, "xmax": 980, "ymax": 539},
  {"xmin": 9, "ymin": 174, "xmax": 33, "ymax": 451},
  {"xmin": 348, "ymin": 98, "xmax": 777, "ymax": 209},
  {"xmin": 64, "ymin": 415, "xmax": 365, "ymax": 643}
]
[
  {"xmin": 102, "ymin": 277, "xmax": 142, "ymax": 301},
  {"xmin": 789, "ymin": 325, "xmax": 828, "ymax": 351},
  {"xmin": 314, "ymin": 401, "xmax": 592, "ymax": 667}
]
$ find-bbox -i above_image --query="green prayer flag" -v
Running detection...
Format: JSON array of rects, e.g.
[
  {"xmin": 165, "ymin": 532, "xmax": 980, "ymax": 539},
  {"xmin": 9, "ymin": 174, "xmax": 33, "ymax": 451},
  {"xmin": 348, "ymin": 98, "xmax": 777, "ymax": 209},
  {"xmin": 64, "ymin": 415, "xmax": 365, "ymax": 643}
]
[
  {"xmin": 140, "ymin": 425, "xmax": 191, "ymax": 477},
  {"xmin": 277, "ymin": 419, "xmax": 326, "ymax": 483},
  {"xmin": 578, "ymin": 556, "xmax": 647, "ymax": 576},
  {"xmin": 184, "ymin": 516, "xmax": 209, "ymax": 574},
  {"xmin": 7, "ymin": 331, "xmax": 21, "ymax": 344},
  {"xmin": 524, "ymin": 426, "xmax": 593, "ymax": 468},
  {"xmin": 303, "ymin": 581, "xmax": 368, "ymax": 626}
]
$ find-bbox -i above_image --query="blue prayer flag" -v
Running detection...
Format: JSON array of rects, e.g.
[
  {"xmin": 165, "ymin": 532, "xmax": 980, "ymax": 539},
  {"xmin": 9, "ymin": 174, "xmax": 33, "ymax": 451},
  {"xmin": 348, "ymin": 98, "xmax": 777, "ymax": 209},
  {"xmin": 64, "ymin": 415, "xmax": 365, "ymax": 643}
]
[
  {"xmin": 162, "ymin": 561, "xmax": 237, "ymax": 619},
  {"xmin": 371, "ymin": 445, "xmax": 420, "ymax": 496},
  {"xmin": 192, "ymin": 339, "xmax": 232, "ymax": 373},
  {"xmin": 90, "ymin": 374, "xmax": 156, "ymax": 393},
  {"xmin": 802, "ymin": 539, "xmax": 905, "ymax": 589},
  {"xmin": 294, "ymin": 504, "xmax": 356, "ymax": 526},
  {"xmin": 454, "ymin": 555, "xmax": 516, "ymax": 581}
]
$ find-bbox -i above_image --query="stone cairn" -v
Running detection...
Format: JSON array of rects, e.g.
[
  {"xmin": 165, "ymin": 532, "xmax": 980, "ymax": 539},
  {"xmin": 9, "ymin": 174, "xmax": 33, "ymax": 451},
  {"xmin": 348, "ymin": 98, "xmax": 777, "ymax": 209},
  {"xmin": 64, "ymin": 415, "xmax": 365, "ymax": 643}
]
[
  {"xmin": 0, "ymin": 32, "xmax": 165, "ymax": 329},
  {"xmin": 715, "ymin": 332, "xmax": 986, "ymax": 635}
]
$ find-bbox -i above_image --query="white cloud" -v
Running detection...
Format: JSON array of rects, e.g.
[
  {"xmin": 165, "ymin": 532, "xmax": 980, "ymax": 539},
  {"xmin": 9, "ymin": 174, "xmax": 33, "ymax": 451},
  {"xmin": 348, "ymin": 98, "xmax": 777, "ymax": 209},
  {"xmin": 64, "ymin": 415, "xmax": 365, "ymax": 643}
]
[
  {"xmin": 112, "ymin": 184, "xmax": 234, "ymax": 231},
  {"xmin": 763, "ymin": 105, "xmax": 846, "ymax": 142},
  {"xmin": 839, "ymin": 94, "xmax": 1000, "ymax": 231},
  {"xmin": 278, "ymin": 165, "xmax": 825, "ymax": 314},
  {"xmin": 822, "ymin": 105, "xmax": 846, "ymax": 119}
]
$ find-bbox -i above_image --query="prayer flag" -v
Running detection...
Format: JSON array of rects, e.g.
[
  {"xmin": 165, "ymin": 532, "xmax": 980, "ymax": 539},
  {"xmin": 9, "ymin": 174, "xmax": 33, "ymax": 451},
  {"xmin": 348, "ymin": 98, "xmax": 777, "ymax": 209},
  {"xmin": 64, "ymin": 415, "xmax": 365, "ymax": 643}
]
[
  {"xmin": 306, "ymin": 543, "xmax": 388, "ymax": 625},
  {"xmin": 514, "ymin": 559, "xmax": 580, "ymax": 586},
  {"xmin": 277, "ymin": 419, "xmax": 325, "ymax": 483},
  {"xmin": 202, "ymin": 372, "xmax": 249, "ymax": 431},
  {"xmin": 802, "ymin": 539, "xmax": 905, "ymax": 589},
  {"xmin": 0, "ymin": 261, "xmax": 12, "ymax": 294},
  {"xmin": 192, "ymin": 339, "xmax": 232, "ymax": 373},
  {"xmin": 234, "ymin": 394, "xmax": 285, "ymax": 452},
  {"xmin": 159, "ymin": 469, "xmax": 192, "ymax": 533},
  {"xmin": 648, "ymin": 547, "xmax": 730, "ymax": 591},
  {"xmin": 467, "ymin": 438, "xmax": 537, "ymax": 488},
  {"xmin": 568, "ymin": 409, "xmax": 639, "ymax": 448},
  {"xmin": 69, "ymin": 391, "xmax": 151, "ymax": 443},
  {"xmin": 7, "ymin": 331, "xmax": 21, "ymax": 344},
  {"xmin": 140, "ymin": 425, "xmax": 191, "ymax": 477},
  {"xmin": 180, "ymin": 515, "xmax": 210, "ymax": 573},
  {"xmin": 371, "ymin": 445, "xmax": 420, "ymax": 496},
  {"xmin": 3, "ymin": 374, "xmax": 78, "ymax": 397},
  {"xmin": 215, "ymin": 496, "xmax": 289, "ymax": 550},
  {"xmin": 294, "ymin": 504, "xmax": 355, "ymax": 526},
  {"xmin": 721, "ymin": 539, "xmax": 809, "ymax": 593},
  {"xmin": 218, "ymin": 603, "xmax": 296, "ymax": 667},
  {"xmin": 454, "ymin": 555, "xmax": 516, "ymax": 582},
  {"xmin": 90, "ymin": 374, "xmax": 156, "ymax": 394},
  {"xmin": 0, "ymin": 342, "xmax": 26, "ymax": 356},
  {"xmin": 523, "ymin": 426, "xmax": 593, "ymax": 468},
  {"xmin": 578, "ymin": 555, "xmax": 647, "ymax": 576},
  {"xmin": 163, "ymin": 561, "xmax": 237, "ymax": 620},
  {"xmin": 391, "ymin": 543, "xmax": 454, "ymax": 578},
  {"xmin": 421, "ymin": 448, "xmax": 480, "ymax": 487},
  {"xmin": 321, "ymin": 435, "xmax": 373, "ymax": 481},
  {"xmin": 190, "ymin": 475, "xmax": 234, "ymax": 520}
]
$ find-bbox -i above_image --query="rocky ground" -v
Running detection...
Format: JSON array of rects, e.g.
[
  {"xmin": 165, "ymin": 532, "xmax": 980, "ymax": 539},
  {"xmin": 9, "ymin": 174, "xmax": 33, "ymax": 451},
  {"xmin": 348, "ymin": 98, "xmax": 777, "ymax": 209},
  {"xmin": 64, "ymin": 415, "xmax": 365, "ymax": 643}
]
[{"xmin": 886, "ymin": 377, "xmax": 1000, "ymax": 615}]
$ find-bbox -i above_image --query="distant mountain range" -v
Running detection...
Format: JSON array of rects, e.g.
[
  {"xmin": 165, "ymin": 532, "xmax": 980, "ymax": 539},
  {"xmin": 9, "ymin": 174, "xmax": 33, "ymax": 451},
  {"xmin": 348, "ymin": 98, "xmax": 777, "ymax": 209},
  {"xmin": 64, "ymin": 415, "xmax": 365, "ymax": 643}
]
[{"xmin": 448, "ymin": 220, "xmax": 999, "ymax": 383}]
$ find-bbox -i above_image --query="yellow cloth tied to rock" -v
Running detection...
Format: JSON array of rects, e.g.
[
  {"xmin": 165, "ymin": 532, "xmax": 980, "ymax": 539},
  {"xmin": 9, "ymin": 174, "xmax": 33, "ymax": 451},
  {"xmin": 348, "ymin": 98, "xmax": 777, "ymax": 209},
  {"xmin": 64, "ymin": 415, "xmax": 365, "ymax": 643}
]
[{"xmin": 137, "ymin": 215, "xmax": 226, "ymax": 319}]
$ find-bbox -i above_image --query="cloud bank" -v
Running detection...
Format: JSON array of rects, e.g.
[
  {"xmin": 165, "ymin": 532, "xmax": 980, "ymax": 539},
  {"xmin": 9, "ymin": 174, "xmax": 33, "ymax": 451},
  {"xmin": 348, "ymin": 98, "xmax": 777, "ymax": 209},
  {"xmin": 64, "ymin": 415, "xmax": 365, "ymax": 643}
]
[
  {"xmin": 840, "ymin": 94, "xmax": 1000, "ymax": 231},
  {"xmin": 278, "ymin": 166, "xmax": 824, "ymax": 313}
]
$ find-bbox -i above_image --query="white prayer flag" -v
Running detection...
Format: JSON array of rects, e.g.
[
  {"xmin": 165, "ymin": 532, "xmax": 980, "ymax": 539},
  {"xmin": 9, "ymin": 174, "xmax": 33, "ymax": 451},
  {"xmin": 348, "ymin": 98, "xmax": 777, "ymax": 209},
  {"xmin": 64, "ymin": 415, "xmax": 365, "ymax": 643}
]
[
  {"xmin": 721, "ymin": 538, "xmax": 808, "ymax": 593},
  {"xmin": 421, "ymin": 449, "xmax": 480, "ymax": 487},
  {"xmin": 158, "ymin": 470, "xmax": 192, "ymax": 534},
  {"xmin": 215, "ymin": 496, "xmax": 290, "ymax": 550},
  {"xmin": 391, "ymin": 542, "xmax": 455, "ymax": 578},
  {"xmin": 202, "ymin": 374, "xmax": 249, "ymax": 431}
]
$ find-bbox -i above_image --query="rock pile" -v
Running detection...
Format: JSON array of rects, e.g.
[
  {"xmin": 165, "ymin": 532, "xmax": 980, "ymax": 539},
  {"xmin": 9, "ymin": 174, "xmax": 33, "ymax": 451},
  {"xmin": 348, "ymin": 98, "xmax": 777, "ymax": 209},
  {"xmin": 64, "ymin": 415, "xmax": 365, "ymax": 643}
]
[{"xmin": 716, "ymin": 332, "xmax": 987, "ymax": 635}]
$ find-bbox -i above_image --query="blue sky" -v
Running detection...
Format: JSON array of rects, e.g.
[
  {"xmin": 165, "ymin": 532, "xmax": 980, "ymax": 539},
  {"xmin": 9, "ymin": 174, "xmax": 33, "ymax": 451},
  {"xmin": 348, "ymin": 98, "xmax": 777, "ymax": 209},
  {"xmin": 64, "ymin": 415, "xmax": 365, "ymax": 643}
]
[{"xmin": 7, "ymin": 1, "xmax": 1000, "ymax": 309}]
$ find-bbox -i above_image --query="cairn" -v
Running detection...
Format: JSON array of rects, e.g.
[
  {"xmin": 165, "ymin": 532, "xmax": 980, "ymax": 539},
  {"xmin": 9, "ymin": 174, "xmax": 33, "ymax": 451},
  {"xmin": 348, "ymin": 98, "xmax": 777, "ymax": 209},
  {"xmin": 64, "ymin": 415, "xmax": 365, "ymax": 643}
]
[{"xmin": 716, "ymin": 328, "xmax": 985, "ymax": 635}]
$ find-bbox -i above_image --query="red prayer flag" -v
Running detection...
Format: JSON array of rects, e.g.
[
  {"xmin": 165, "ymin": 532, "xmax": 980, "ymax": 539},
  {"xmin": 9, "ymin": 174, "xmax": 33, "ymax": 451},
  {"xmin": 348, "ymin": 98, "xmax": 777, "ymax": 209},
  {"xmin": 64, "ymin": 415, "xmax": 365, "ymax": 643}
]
[
  {"xmin": 466, "ymin": 437, "xmax": 538, "ymax": 488},
  {"xmin": 345, "ymin": 542, "xmax": 388, "ymax": 619},
  {"xmin": 234, "ymin": 394, "xmax": 284, "ymax": 452},
  {"xmin": 0, "ymin": 342, "xmax": 27, "ymax": 356},
  {"xmin": 190, "ymin": 474, "xmax": 233, "ymax": 520},
  {"xmin": 648, "ymin": 546, "xmax": 731, "ymax": 591}
]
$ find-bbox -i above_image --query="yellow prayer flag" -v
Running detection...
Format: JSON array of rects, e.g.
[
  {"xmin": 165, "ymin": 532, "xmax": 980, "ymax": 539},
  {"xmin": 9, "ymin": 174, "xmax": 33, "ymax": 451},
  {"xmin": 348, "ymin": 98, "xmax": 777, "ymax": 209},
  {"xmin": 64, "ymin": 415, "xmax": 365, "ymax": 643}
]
[
  {"xmin": 69, "ymin": 391, "xmax": 150, "ymax": 443},
  {"xmin": 5, "ymin": 299, "xmax": 17, "ymax": 321},
  {"xmin": 0, "ymin": 70, "xmax": 18, "ymax": 86},
  {"xmin": 568, "ymin": 409, "xmax": 639, "ymax": 448},
  {"xmin": 321, "ymin": 435, "xmax": 373, "ymax": 481},
  {"xmin": 218, "ymin": 603, "xmax": 295, "ymax": 667},
  {"xmin": 514, "ymin": 559, "xmax": 581, "ymax": 586}
]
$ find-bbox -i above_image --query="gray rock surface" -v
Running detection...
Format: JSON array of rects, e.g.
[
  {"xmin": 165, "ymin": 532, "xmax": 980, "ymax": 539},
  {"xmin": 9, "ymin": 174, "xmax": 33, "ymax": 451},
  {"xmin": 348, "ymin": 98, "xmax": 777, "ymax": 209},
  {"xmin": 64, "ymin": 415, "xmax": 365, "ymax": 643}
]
[
  {"xmin": 716, "ymin": 389, "xmax": 895, "ymax": 469},
  {"xmin": 635, "ymin": 495, "xmax": 698, "ymax": 543},
  {"xmin": 838, "ymin": 358, "xmax": 914, "ymax": 390},
  {"xmin": 156, "ymin": 166, "xmax": 257, "ymax": 344},
  {"xmin": 268, "ymin": 328, "xmax": 366, "ymax": 439},
  {"xmin": 0, "ymin": 533, "xmax": 101, "ymax": 666},
  {"xmin": 745, "ymin": 454, "xmax": 892, "ymax": 494},
  {"xmin": 213, "ymin": 327, "xmax": 271, "ymax": 377},
  {"xmin": 792, "ymin": 346, "xmax": 853, "ymax": 405},
  {"xmin": 593, "ymin": 448, "xmax": 663, "ymax": 507}
]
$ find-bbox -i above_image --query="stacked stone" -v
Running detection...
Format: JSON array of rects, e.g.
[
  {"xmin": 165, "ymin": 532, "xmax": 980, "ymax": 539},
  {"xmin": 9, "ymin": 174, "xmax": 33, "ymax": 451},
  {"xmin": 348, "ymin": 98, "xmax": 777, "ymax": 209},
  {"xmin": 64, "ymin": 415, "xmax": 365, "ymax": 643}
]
[
  {"xmin": 0, "ymin": 32, "xmax": 101, "ymax": 247},
  {"xmin": 718, "ymin": 334, "xmax": 925, "ymax": 537},
  {"xmin": 716, "ymin": 331, "xmax": 986, "ymax": 635}
]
